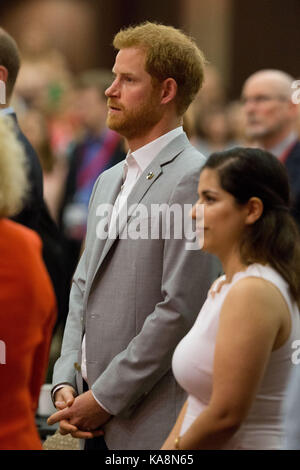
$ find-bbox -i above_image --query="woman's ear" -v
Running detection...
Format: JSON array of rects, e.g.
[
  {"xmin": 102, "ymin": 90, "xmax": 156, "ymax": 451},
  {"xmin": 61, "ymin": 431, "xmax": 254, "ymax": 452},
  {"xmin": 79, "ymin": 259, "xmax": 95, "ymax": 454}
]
[
  {"xmin": 160, "ymin": 78, "xmax": 177, "ymax": 106},
  {"xmin": 245, "ymin": 197, "xmax": 264, "ymax": 225}
]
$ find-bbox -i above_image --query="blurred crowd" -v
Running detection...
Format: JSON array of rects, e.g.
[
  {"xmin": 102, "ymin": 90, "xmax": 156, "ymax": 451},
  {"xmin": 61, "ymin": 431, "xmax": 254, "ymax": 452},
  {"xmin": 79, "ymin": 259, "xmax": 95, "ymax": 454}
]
[{"xmin": 12, "ymin": 39, "xmax": 300, "ymax": 235}]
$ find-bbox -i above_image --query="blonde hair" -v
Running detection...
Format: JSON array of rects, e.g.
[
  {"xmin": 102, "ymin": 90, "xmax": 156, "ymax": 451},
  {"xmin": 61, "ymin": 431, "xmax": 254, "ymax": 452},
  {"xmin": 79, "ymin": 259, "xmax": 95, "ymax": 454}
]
[
  {"xmin": 113, "ymin": 22, "xmax": 206, "ymax": 115},
  {"xmin": 0, "ymin": 117, "xmax": 29, "ymax": 217}
]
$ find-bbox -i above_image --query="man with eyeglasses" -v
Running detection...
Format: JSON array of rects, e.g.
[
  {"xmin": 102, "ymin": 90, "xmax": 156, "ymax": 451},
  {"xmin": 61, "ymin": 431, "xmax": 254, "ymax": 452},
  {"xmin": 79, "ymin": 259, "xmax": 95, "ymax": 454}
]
[{"xmin": 241, "ymin": 69, "xmax": 300, "ymax": 226}]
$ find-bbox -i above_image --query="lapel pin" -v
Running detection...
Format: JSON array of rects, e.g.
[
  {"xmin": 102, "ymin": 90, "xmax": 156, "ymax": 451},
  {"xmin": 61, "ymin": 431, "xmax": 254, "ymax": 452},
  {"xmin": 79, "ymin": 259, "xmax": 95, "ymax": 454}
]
[
  {"xmin": 146, "ymin": 171, "xmax": 154, "ymax": 180},
  {"xmin": 74, "ymin": 362, "xmax": 81, "ymax": 372}
]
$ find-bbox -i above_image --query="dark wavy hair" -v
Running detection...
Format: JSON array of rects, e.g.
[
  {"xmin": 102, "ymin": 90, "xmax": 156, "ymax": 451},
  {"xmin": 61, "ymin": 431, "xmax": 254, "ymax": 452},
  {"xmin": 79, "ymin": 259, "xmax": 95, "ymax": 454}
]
[{"xmin": 202, "ymin": 147, "xmax": 300, "ymax": 303}]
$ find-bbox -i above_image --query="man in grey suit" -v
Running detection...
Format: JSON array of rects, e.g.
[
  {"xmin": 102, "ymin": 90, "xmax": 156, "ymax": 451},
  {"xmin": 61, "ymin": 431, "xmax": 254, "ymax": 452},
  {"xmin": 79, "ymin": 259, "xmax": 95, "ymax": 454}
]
[{"xmin": 48, "ymin": 22, "xmax": 214, "ymax": 450}]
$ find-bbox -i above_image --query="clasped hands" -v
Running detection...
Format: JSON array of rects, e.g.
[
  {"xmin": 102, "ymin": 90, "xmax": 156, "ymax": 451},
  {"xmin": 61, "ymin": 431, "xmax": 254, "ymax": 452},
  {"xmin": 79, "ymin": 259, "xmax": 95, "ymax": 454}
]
[{"xmin": 47, "ymin": 386, "xmax": 111, "ymax": 439}]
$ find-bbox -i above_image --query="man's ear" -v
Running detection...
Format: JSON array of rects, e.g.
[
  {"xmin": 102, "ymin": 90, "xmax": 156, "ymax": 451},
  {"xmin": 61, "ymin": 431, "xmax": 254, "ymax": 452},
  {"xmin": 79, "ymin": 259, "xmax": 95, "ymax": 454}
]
[
  {"xmin": 287, "ymin": 99, "xmax": 299, "ymax": 120},
  {"xmin": 245, "ymin": 197, "xmax": 264, "ymax": 225},
  {"xmin": 0, "ymin": 66, "xmax": 8, "ymax": 83},
  {"xmin": 160, "ymin": 78, "xmax": 177, "ymax": 105}
]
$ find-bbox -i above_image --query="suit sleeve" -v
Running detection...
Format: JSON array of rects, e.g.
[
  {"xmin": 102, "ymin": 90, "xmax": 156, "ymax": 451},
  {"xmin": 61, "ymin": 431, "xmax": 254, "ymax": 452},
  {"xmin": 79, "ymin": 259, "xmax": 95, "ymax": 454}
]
[{"xmin": 91, "ymin": 166, "xmax": 216, "ymax": 417}]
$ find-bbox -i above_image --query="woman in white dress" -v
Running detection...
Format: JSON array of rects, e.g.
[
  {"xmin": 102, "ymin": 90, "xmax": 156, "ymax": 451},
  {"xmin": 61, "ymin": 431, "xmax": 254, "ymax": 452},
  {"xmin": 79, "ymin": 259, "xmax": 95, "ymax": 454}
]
[{"xmin": 162, "ymin": 147, "xmax": 300, "ymax": 450}]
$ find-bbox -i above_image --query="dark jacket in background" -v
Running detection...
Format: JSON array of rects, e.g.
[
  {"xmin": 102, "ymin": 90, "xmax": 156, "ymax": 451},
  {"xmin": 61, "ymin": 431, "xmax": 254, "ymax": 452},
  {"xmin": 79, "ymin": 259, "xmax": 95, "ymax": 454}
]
[
  {"xmin": 9, "ymin": 113, "xmax": 68, "ymax": 329},
  {"xmin": 284, "ymin": 141, "xmax": 300, "ymax": 227}
]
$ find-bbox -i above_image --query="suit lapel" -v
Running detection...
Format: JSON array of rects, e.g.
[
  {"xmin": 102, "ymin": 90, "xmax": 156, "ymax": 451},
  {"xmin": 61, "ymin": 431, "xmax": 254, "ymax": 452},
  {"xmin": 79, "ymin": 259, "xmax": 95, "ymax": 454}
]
[
  {"xmin": 87, "ymin": 132, "xmax": 190, "ymax": 293},
  {"xmin": 123, "ymin": 133, "xmax": 191, "ymax": 214},
  {"xmin": 86, "ymin": 164, "xmax": 123, "ymax": 285}
]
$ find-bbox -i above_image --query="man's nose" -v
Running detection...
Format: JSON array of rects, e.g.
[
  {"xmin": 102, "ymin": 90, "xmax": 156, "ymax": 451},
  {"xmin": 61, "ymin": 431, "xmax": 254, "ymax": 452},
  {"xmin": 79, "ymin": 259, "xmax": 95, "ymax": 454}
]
[
  {"xmin": 242, "ymin": 98, "xmax": 257, "ymax": 114},
  {"xmin": 105, "ymin": 79, "xmax": 119, "ymax": 98}
]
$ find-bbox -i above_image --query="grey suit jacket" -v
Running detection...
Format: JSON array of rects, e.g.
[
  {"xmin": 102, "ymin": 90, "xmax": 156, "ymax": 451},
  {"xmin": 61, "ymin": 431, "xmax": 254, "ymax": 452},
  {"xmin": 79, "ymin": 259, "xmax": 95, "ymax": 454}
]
[{"xmin": 53, "ymin": 132, "xmax": 215, "ymax": 449}]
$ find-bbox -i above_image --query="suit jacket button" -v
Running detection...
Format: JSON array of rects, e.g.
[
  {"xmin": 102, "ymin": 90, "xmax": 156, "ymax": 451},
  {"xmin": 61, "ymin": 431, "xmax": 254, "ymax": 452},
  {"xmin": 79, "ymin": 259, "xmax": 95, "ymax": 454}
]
[{"xmin": 74, "ymin": 362, "xmax": 81, "ymax": 372}]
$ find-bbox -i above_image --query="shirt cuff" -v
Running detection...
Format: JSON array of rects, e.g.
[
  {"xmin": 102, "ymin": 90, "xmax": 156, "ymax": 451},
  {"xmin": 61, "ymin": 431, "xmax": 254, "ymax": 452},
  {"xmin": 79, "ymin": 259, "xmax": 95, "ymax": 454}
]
[
  {"xmin": 51, "ymin": 383, "xmax": 76, "ymax": 406},
  {"xmin": 91, "ymin": 391, "xmax": 113, "ymax": 415}
]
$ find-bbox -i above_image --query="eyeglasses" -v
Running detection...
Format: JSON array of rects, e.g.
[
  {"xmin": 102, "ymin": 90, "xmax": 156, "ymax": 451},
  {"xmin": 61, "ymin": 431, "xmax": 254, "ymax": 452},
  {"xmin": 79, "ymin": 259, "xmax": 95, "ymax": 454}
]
[{"xmin": 241, "ymin": 95, "xmax": 289, "ymax": 105}]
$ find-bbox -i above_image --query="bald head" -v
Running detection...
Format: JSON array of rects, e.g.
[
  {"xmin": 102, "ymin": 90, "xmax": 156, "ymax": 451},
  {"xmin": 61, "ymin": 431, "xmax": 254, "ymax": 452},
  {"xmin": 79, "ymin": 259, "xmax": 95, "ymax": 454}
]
[
  {"xmin": 241, "ymin": 69, "xmax": 298, "ymax": 148},
  {"xmin": 244, "ymin": 69, "xmax": 294, "ymax": 99}
]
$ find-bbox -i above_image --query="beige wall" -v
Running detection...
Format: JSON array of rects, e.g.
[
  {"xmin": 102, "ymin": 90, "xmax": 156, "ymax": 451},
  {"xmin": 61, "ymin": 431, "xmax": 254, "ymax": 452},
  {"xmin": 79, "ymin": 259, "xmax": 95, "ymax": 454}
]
[
  {"xmin": 1, "ymin": 0, "xmax": 99, "ymax": 72},
  {"xmin": 179, "ymin": 0, "xmax": 233, "ymax": 89}
]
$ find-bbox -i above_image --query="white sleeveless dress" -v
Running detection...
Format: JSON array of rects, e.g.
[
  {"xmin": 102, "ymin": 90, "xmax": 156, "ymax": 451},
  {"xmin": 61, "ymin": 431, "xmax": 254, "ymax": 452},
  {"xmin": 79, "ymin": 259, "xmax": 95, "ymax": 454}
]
[{"xmin": 172, "ymin": 263, "xmax": 300, "ymax": 449}]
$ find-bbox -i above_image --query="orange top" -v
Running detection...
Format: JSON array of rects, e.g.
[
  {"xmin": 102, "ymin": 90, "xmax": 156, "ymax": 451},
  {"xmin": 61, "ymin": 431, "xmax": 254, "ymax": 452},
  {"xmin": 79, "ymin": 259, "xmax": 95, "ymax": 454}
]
[{"xmin": 0, "ymin": 219, "xmax": 57, "ymax": 450}]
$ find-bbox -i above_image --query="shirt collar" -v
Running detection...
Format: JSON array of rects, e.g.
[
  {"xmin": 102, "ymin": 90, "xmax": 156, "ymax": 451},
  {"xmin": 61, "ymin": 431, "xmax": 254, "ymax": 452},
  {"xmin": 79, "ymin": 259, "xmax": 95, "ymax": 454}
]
[
  {"xmin": 124, "ymin": 126, "xmax": 183, "ymax": 176},
  {"xmin": 269, "ymin": 131, "xmax": 298, "ymax": 158},
  {"xmin": 0, "ymin": 106, "xmax": 15, "ymax": 116}
]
